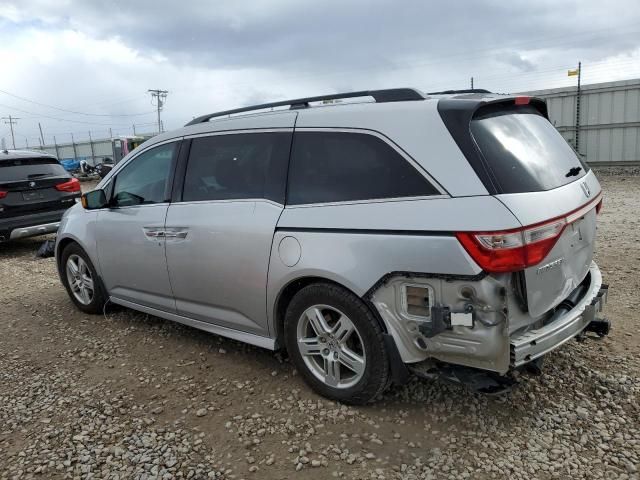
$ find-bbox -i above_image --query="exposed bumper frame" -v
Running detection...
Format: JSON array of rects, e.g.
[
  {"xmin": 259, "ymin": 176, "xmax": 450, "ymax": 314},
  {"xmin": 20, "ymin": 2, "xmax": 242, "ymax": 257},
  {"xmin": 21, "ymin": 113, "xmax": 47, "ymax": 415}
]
[{"xmin": 510, "ymin": 262, "xmax": 606, "ymax": 367}]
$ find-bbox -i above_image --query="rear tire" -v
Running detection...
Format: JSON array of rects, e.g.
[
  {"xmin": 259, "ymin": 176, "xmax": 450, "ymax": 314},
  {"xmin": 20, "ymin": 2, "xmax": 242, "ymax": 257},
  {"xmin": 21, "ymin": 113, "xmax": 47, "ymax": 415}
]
[
  {"xmin": 284, "ymin": 283, "xmax": 390, "ymax": 405},
  {"xmin": 60, "ymin": 243, "xmax": 107, "ymax": 314}
]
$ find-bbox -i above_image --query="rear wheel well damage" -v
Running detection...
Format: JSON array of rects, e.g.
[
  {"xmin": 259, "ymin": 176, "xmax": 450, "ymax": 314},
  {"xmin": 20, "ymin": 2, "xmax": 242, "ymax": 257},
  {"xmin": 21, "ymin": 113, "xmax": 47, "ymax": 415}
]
[
  {"xmin": 273, "ymin": 276, "xmax": 408, "ymax": 386},
  {"xmin": 273, "ymin": 277, "xmax": 389, "ymax": 349}
]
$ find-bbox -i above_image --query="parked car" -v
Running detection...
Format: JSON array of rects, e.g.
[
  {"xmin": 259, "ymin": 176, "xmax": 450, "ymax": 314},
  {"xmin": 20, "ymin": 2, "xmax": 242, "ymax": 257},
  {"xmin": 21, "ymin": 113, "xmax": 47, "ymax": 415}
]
[
  {"xmin": 0, "ymin": 149, "xmax": 81, "ymax": 242},
  {"xmin": 55, "ymin": 88, "xmax": 609, "ymax": 403}
]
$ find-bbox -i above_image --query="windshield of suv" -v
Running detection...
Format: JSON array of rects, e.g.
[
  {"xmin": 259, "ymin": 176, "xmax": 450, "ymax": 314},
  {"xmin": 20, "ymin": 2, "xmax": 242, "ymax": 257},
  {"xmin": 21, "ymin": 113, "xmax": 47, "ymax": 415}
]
[
  {"xmin": 471, "ymin": 105, "xmax": 588, "ymax": 193},
  {"xmin": 0, "ymin": 157, "xmax": 68, "ymax": 182}
]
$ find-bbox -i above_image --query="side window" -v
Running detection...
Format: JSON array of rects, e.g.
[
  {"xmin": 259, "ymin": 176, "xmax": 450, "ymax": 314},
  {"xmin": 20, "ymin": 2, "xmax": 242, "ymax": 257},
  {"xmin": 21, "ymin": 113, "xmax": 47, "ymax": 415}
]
[
  {"xmin": 182, "ymin": 132, "xmax": 291, "ymax": 203},
  {"xmin": 287, "ymin": 132, "xmax": 439, "ymax": 205},
  {"xmin": 112, "ymin": 142, "xmax": 176, "ymax": 207}
]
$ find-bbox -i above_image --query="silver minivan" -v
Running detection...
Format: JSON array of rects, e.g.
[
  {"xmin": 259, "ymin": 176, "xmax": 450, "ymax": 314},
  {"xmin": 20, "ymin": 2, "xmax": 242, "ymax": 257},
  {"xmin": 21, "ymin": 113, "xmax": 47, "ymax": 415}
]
[{"xmin": 56, "ymin": 88, "xmax": 609, "ymax": 403}]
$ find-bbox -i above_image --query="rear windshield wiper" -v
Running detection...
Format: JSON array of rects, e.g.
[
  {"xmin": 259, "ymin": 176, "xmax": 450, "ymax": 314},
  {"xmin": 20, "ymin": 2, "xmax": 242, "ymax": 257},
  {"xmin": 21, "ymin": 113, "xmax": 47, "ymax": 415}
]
[{"xmin": 565, "ymin": 166, "xmax": 582, "ymax": 177}]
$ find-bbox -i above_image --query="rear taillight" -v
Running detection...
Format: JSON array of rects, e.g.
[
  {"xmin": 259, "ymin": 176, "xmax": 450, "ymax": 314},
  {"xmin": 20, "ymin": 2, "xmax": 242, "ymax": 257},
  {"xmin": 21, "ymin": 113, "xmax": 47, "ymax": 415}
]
[
  {"xmin": 457, "ymin": 193, "xmax": 602, "ymax": 273},
  {"xmin": 55, "ymin": 177, "xmax": 81, "ymax": 193},
  {"xmin": 0, "ymin": 190, "xmax": 7, "ymax": 199}
]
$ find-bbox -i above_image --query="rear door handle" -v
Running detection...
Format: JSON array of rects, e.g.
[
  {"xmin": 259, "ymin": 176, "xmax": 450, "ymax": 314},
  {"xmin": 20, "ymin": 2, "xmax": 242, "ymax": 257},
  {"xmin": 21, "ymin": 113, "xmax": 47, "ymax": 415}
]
[
  {"xmin": 164, "ymin": 231, "xmax": 188, "ymax": 239},
  {"xmin": 164, "ymin": 228, "xmax": 189, "ymax": 240}
]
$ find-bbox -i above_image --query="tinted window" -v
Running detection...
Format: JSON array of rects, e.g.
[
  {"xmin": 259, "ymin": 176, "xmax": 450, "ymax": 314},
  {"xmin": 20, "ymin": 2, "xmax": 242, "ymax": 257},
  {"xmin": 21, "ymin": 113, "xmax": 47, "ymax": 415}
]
[
  {"xmin": 112, "ymin": 142, "xmax": 176, "ymax": 207},
  {"xmin": 0, "ymin": 157, "xmax": 67, "ymax": 182},
  {"xmin": 287, "ymin": 132, "xmax": 438, "ymax": 205},
  {"xmin": 182, "ymin": 132, "xmax": 291, "ymax": 203},
  {"xmin": 471, "ymin": 106, "xmax": 588, "ymax": 193}
]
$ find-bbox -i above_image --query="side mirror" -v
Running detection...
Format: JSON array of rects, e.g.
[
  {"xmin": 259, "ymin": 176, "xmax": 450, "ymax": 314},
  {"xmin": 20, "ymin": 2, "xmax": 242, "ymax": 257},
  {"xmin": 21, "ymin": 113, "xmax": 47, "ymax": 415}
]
[{"xmin": 81, "ymin": 189, "xmax": 108, "ymax": 210}]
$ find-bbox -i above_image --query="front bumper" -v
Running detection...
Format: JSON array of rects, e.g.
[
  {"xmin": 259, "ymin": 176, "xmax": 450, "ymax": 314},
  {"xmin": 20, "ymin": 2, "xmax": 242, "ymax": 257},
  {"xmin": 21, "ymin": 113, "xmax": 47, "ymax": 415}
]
[{"xmin": 510, "ymin": 262, "xmax": 607, "ymax": 367}]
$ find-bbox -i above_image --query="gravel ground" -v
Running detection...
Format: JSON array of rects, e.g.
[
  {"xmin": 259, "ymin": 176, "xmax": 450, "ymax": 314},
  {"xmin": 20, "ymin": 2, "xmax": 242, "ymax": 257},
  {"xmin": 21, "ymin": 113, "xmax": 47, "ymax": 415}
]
[{"xmin": 0, "ymin": 173, "xmax": 638, "ymax": 480}]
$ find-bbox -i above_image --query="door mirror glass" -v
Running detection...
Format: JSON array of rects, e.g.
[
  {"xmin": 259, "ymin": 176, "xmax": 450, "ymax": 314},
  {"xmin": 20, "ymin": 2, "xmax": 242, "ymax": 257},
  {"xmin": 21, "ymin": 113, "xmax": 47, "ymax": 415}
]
[{"xmin": 81, "ymin": 189, "xmax": 107, "ymax": 210}]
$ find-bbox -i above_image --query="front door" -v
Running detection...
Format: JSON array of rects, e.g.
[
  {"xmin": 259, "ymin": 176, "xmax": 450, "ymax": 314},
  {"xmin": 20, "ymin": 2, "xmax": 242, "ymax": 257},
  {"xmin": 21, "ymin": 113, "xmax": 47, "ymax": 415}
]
[
  {"xmin": 165, "ymin": 130, "xmax": 293, "ymax": 337},
  {"xmin": 95, "ymin": 141, "xmax": 179, "ymax": 312}
]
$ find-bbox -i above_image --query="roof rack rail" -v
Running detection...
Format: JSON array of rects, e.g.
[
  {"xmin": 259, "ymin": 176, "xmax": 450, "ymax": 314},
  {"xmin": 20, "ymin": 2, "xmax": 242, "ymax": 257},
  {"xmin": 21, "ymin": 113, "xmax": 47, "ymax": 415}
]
[
  {"xmin": 427, "ymin": 89, "xmax": 492, "ymax": 95},
  {"xmin": 185, "ymin": 88, "xmax": 425, "ymax": 126}
]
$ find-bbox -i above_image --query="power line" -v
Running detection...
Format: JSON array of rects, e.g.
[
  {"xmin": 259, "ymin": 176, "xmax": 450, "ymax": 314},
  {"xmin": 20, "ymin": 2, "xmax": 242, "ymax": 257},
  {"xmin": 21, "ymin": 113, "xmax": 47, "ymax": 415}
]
[
  {"xmin": 0, "ymin": 88, "xmax": 156, "ymax": 117},
  {"xmin": 0, "ymin": 102, "xmax": 141, "ymax": 126}
]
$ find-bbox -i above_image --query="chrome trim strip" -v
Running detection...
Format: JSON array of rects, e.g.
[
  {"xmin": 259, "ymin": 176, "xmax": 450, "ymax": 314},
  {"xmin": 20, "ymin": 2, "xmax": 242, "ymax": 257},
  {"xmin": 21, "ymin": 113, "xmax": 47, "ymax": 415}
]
[
  {"xmin": 286, "ymin": 195, "xmax": 449, "ymax": 209},
  {"xmin": 9, "ymin": 221, "xmax": 60, "ymax": 239},
  {"xmin": 184, "ymin": 128, "xmax": 295, "ymax": 139},
  {"xmin": 169, "ymin": 198, "xmax": 283, "ymax": 208},
  {"xmin": 566, "ymin": 192, "xmax": 602, "ymax": 224},
  {"xmin": 109, "ymin": 297, "xmax": 276, "ymax": 350},
  {"xmin": 510, "ymin": 262, "xmax": 603, "ymax": 367}
]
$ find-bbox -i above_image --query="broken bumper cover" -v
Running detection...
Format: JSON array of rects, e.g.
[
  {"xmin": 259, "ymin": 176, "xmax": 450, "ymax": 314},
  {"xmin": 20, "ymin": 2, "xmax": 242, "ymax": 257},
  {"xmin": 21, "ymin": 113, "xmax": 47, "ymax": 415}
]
[{"xmin": 510, "ymin": 262, "xmax": 607, "ymax": 367}]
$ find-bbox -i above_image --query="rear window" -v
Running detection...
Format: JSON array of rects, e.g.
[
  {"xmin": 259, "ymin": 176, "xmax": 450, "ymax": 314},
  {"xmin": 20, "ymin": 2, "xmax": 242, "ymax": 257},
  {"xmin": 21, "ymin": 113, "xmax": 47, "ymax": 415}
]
[
  {"xmin": 0, "ymin": 157, "xmax": 67, "ymax": 182},
  {"xmin": 288, "ymin": 131, "xmax": 438, "ymax": 205},
  {"xmin": 471, "ymin": 106, "xmax": 588, "ymax": 193}
]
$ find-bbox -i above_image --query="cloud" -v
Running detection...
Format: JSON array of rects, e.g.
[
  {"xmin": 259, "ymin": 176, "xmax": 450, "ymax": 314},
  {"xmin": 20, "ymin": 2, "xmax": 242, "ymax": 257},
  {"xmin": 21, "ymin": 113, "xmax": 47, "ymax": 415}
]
[{"xmin": 0, "ymin": 0, "xmax": 639, "ymax": 144}]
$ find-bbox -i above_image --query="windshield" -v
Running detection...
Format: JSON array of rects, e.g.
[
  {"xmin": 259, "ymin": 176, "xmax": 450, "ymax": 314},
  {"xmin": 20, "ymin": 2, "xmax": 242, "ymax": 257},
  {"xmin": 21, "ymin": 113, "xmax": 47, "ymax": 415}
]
[
  {"xmin": 0, "ymin": 157, "xmax": 68, "ymax": 182},
  {"xmin": 471, "ymin": 106, "xmax": 588, "ymax": 193}
]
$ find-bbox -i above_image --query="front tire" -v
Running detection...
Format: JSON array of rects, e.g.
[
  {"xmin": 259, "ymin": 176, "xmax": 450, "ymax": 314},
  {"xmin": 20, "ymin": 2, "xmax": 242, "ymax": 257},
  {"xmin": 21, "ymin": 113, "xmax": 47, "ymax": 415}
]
[
  {"xmin": 284, "ymin": 283, "xmax": 390, "ymax": 405},
  {"xmin": 60, "ymin": 243, "xmax": 107, "ymax": 314}
]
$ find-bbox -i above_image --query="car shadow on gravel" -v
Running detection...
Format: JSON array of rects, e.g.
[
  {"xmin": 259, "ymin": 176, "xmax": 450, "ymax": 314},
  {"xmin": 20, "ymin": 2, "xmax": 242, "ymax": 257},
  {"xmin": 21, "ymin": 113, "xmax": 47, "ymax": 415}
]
[{"xmin": 0, "ymin": 235, "xmax": 55, "ymax": 258}]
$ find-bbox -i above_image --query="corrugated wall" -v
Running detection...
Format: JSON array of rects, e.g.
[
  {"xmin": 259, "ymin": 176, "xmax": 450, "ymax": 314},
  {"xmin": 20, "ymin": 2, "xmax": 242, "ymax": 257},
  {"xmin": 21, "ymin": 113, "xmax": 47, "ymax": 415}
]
[{"xmin": 525, "ymin": 79, "xmax": 640, "ymax": 165}]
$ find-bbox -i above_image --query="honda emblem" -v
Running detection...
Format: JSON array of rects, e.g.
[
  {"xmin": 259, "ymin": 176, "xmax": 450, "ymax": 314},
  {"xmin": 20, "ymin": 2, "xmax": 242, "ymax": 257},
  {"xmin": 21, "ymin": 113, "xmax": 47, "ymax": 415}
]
[{"xmin": 580, "ymin": 181, "xmax": 591, "ymax": 198}]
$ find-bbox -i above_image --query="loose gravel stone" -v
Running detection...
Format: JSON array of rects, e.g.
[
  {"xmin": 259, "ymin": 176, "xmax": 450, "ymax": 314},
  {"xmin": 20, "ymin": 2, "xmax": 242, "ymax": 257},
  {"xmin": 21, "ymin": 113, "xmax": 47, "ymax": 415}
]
[{"xmin": 0, "ymin": 174, "xmax": 638, "ymax": 479}]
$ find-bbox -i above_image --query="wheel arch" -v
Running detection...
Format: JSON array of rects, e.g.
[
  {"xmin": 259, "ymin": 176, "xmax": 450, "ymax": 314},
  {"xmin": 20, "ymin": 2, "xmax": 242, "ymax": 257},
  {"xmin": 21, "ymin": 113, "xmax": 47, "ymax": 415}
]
[
  {"xmin": 272, "ymin": 275, "xmax": 389, "ymax": 350},
  {"xmin": 55, "ymin": 234, "xmax": 102, "ymax": 282}
]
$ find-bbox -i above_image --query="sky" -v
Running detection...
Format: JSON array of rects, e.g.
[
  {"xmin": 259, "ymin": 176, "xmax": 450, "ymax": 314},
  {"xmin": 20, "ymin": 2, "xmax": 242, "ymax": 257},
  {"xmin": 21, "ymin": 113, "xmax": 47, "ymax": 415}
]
[{"xmin": 1, "ymin": 0, "xmax": 640, "ymax": 147}]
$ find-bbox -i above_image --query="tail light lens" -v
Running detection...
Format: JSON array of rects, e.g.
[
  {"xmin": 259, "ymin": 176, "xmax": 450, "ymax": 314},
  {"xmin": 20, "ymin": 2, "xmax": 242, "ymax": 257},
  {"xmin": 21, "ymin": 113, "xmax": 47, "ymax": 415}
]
[
  {"xmin": 55, "ymin": 177, "xmax": 81, "ymax": 193},
  {"xmin": 457, "ymin": 193, "xmax": 602, "ymax": 273},
  {"xmin": 0, "ymin": 190, "xmax": 7, "ymax": 199}
]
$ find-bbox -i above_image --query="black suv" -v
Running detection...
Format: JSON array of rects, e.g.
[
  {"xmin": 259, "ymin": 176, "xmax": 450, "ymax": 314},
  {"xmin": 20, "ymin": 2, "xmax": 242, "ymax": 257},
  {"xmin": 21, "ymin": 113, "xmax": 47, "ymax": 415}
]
[{"xmin": 0, "ymin": 149, "xmax": 81, "ymax": 242}]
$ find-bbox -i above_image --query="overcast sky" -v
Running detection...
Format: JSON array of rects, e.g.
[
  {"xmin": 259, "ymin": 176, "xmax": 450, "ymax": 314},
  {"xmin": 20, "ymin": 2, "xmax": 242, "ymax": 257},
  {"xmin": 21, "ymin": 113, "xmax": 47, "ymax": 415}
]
[{"xmin": 1, "ymin": 0, "xmax": 640, "ymax": 147}]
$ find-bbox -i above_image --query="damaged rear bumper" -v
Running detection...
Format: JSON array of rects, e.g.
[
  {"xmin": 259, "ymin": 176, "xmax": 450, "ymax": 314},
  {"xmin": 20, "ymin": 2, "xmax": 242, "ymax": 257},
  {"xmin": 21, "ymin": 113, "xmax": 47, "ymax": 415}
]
[{"xmin": 510, "ymin": 262, "xmax": 607, "ymax": 367}]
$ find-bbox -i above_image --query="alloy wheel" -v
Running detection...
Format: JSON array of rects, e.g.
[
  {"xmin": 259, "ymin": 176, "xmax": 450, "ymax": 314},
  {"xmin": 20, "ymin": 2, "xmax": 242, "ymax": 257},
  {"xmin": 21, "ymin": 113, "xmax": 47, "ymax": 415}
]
[
  {"xmin": 65, "ymin": 254, "xmax": 95, "ymax": 305},
  {"xmin": 296, "ymin": 304, "xmax": 366, "ymax": 389}
]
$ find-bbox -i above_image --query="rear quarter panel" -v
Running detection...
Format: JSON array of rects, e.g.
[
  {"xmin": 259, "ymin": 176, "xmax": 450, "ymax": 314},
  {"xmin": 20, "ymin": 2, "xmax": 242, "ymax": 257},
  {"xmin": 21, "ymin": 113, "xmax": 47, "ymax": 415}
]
[{"xmin": 266, "ymin": 196, "xmax": 521, "ymax": 331}]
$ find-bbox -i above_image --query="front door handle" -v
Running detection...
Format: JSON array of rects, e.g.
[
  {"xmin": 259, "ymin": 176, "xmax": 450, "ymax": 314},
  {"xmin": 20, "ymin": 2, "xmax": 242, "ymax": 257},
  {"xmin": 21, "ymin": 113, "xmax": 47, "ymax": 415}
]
[{"xmin": 143, "ymin": 227, "xmax": 165, "ymax": 238}]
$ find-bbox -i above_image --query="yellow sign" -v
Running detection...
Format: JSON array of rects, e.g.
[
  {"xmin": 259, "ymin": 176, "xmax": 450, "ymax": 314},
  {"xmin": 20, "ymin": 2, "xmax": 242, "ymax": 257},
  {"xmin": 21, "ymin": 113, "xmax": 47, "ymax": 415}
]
[{"xmin": 568, "ymin": 69, "xmax": 579, "ymax": 76}]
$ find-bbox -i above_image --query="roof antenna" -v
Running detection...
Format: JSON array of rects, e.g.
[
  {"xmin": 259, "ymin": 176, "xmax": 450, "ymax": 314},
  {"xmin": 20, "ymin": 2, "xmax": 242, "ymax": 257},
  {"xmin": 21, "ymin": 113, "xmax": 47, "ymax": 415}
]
[{"xmin": 1, "ymin": 137, "xmax": 7, "ymax": 154}]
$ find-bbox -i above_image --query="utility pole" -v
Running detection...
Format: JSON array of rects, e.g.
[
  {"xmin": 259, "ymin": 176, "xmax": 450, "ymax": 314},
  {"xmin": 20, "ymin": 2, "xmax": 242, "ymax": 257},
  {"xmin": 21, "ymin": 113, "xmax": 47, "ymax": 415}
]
[
  {"xmin": 148, "ymin": 89, "xmax": 168, "ymax": 134},
  {"xmin": 88, "ymin": 131, "xmax": 96, "ymax": 165},
  {"xmin": 470, "ymin": 77, "xmax": 474, "ymax": 89},
  {"xmin": 575, "ymin": 61, "xmax": 582, "ymax": 154},
  {"xmin": 53, "ymin": 136, "xmax": 60, "ymax": 159},
  {"xmin": 132, "ymin": 124, "xmax": 137, "ymax": 135},
  {"xmin": 38, "ymin": 122, "xmax": 45, "ymax": 146},
  {"xmin": 70, "ymin": 133, "xmax": 78, "ymax": 161},
  {"xmin": 1, "ymin": 115, "xmax": 19, "ymax": 149}
]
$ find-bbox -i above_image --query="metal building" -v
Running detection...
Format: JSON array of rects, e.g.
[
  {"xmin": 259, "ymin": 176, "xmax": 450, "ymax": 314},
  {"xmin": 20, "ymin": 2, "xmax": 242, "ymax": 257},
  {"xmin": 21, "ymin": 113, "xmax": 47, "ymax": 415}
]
[{"xmin": 525, "ymin": 78, "xmax": 640, "ymax": 165}]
